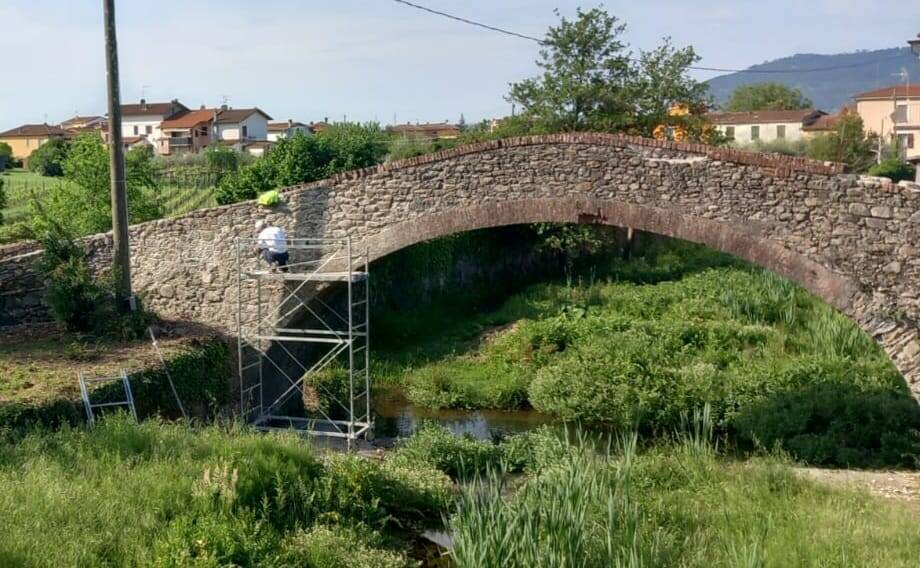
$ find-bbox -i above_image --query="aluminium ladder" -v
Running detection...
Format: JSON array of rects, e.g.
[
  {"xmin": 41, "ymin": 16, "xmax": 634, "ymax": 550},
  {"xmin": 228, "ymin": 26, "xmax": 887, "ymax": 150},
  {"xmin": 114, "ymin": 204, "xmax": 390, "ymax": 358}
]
[{"xmin": 78, "ymin": 369, "xmax": 138, "ymax": 426}]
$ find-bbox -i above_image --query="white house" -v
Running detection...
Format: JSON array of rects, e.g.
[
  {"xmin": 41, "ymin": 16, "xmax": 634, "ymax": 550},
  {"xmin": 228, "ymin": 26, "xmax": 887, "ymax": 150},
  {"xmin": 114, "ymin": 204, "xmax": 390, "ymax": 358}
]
[
  {"xmin": 706, "ymin": 109, "xmax": 827, "ymax": 145},
  {"xmin": 119, "ymin": 99, "xmax": 188, "ymax": 154},
  {"xmin": 212, "ymin": 107, "xmax": 272, "ymax": 142},
  {"xmin": 267, "ymin": 120, "xmax": 312, "ymax": 142}
]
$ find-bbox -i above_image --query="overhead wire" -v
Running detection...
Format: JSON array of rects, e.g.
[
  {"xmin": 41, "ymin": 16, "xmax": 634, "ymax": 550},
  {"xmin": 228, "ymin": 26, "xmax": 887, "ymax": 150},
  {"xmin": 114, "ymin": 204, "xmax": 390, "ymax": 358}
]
[{"xmin": 390, "ymin": 0, "xmax": 905, "ymax": 75}]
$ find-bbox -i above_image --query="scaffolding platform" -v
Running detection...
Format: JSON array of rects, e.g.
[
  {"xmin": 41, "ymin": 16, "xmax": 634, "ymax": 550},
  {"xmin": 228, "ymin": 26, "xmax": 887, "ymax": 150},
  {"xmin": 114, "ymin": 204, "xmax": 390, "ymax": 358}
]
[
  {"xmin": 236, "ymin": 236, "xmax": 371, "ymax": 446},
  {"xmin": 243, "ymin": 271, "xmax": 368, "ymax": 282}
]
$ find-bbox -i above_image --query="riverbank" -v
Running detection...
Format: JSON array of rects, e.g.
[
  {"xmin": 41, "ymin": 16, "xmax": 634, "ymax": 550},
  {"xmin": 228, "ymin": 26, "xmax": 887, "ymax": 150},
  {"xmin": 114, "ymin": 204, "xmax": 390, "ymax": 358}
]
[{"xmin": 369, "ymin": 240, "xmax": 920, "ymax": 469}]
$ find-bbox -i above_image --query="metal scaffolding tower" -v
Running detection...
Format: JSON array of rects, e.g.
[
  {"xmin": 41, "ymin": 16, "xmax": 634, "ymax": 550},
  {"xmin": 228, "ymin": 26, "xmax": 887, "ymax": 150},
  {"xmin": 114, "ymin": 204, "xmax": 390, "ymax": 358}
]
[{"xmin": 236, "ymin": 237, "xmax": 371, "ymax": 443}]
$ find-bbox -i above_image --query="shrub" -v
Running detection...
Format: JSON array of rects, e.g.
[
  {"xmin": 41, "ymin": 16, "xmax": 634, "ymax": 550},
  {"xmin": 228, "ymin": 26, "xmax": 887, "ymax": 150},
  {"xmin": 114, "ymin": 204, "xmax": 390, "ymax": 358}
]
[
  {"xmin": 731, "ymin": 362, "xmax": 920, "ymax": 468},
  {"xmin": 216, "ymin": 124, "xmax": 390, "ymax": 205},
  {"xmin": 35, "ymin": 220, "xmax": 151, "ymax": 337},
  {"xmin": 279, "ymin": 524, "xmax": 408, "ymax": 568},
  {"xmin": 389, "ymin": 423, "xmax": 502, "ymax": 478},
  {"xmin": 27, "ymin": 138, "xmax": 68, "ymax": 177},
  {"xmin": 867, "ymin": 158, "xmax": 916, "ymax": 183},
  {"xmin": 0, "ymin": 176, "xmax": 6, "ymax": 224},
  {"xmin": 0, "ymin": 141, "xmax": 13, "ymax": 171},
  {"xmin": 33, "ymin": 134, "xmax": 161, "ymax": 237}
]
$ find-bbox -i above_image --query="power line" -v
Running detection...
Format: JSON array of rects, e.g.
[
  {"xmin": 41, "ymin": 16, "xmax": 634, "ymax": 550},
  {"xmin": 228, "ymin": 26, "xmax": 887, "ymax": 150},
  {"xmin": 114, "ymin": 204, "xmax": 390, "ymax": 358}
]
[
  {"xmin": 391, "ymin": 0, "xmax": 543, "ymax": 43},
  {"xmin": 391, "ymin": 0, "xmax": 905, "ymax": 75}
]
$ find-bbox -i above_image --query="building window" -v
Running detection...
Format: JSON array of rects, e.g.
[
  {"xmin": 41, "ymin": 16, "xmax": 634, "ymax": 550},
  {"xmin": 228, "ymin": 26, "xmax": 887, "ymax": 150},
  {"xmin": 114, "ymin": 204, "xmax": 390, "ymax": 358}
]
[
  {"xmin": 750, "ymin": 125, "xmax": 760, "ymax": 140},
  {"xmin": 145, "ymin": 125, "xmax": 152, "ymax": 135},
  {"xmin": 898, "ymin": 133, "xmax": 915, "ymax": 150},
  {"xmin": 242, "ymin": 125, "xmax": 248, "ymax": 138},
  {"xmin": 776, "ymin": 125, "xmax": 786, "ymax": 139},
  {"xmin": 894, "ymin": 105, "xmax": 908, "ymax": 124},
  {"xmin": 133, "ymin": 125, "xmax": 139, "ymax": 135},
  {"xmin": 724, "ymin": 126, "xmax": 735, "ymax": 139}
]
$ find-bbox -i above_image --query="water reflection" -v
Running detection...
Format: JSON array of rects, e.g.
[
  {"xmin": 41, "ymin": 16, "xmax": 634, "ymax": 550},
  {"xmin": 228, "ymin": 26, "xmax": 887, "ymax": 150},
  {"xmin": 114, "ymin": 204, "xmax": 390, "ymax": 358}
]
[{"xmin": 373, "ymin": 388, "xmax": 554, "ymax": 441}]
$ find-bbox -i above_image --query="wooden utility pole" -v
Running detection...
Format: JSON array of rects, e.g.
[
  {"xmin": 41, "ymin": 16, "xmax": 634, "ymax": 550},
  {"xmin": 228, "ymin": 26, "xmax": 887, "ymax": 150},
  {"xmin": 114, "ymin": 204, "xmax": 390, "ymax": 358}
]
[{"xmin": 103, "ymin": 0, "xmax": 134, "ymax": 310}]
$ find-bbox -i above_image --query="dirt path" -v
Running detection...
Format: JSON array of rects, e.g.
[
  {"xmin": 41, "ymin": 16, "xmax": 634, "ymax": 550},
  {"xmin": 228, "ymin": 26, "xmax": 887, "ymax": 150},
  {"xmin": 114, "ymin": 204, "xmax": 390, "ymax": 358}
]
[{"xmin": 797, "ymin": 467, "xmax": 920, "ymax": 514}]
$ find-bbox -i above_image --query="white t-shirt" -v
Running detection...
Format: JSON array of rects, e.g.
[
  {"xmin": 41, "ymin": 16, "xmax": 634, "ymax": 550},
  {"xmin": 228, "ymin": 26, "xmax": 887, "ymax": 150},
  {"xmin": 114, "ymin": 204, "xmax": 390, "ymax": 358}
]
[{"xmin": 257, "ymin": 226, "xmax": 288, "ymax": 253}]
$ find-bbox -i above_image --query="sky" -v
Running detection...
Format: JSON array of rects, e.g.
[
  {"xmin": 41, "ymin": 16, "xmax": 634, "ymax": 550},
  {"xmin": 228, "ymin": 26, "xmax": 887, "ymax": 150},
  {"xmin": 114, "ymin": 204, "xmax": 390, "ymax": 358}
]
[{"xmin": 1, "ymin": 0, "xmax": 919, "ymax": 132}]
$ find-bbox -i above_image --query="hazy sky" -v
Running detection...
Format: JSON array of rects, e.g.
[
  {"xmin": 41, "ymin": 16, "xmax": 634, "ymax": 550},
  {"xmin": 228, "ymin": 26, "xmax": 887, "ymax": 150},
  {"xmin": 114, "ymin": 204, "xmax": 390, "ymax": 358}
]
[{"xmin": 2, "ymin": 1, "xmax": 919, "ymax": 131}]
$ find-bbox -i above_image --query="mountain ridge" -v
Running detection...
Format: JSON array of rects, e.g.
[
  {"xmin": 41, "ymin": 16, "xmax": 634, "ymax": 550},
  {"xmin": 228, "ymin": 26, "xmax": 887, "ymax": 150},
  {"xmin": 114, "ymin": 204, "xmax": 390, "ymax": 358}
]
[{"xmin": 706, "ymin": 47, "xmax": 919, "ymax": 111}]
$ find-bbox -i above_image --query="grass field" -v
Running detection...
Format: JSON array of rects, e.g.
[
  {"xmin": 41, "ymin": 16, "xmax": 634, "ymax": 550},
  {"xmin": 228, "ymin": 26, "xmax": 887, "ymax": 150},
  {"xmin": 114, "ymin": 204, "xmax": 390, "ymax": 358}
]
[{"xmin": 0, "ymin": 168, "xmax": 70, "ymax": 226}]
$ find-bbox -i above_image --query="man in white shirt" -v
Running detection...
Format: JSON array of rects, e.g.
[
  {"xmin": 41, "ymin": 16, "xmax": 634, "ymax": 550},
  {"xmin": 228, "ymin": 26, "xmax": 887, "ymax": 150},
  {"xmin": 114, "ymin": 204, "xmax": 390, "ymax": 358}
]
[{"xmin": 254, "ymin": 220, "xmax": 289, "ymax": 270}]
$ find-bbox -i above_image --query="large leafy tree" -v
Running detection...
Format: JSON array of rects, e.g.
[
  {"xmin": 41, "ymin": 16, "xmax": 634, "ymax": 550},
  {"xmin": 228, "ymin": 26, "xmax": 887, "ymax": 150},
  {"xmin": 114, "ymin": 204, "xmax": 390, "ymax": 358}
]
[
  {"xmin": 724, "ymin": 83, "xmax": 813, "ymax": 112},
  {"xmin": 506, "ymin": 8, "xmax": 712, "ymax": 137},
  {"xmin": 508, "ymin": 8, "xmax": 634, "ymax": 133},
  {"xmin": 626, "ymin": 38, "xmax": 713, "ymax": 137}
]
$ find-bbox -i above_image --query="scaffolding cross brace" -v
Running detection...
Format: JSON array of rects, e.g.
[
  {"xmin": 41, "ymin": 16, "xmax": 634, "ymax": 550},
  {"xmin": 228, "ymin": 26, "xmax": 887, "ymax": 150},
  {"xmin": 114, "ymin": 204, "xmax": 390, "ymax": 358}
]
[{"xmin": 236, "ymin": 236, "xmax": 371, "ymax": 444}]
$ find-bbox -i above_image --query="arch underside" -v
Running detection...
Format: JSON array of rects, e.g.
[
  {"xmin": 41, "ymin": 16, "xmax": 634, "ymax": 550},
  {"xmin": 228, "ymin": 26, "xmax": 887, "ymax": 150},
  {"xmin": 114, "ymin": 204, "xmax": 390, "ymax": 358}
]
[{"xmin": 362, "ymin": 198, "xmax": 920, "ymax": 401}]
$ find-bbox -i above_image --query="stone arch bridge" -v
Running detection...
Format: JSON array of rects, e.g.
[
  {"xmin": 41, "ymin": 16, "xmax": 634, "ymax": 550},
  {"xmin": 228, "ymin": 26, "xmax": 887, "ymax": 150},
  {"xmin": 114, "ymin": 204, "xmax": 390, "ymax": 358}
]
[{"xmin": 1, "ymin": 133, "xmax": 918, "ymax": 398}]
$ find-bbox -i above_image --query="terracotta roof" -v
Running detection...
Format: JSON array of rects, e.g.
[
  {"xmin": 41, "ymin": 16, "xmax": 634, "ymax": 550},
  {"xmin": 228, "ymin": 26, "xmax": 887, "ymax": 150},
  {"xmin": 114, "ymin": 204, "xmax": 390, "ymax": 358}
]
[
  {"xmin": 122, "ymin": 136, "xmax": 147, "ymax": 145},
  {"xmin": 801, "ymin": 106, "xmax": 856, "ymax": 132},
  {"xmin": 60, "ymin": 115, "xmax": 105, "ymax": 126},
  {"xmin": 853, "ymin": 85, "xmax": 920, "ymax": 100},
  {"xmin": 121, "ymin": 100, "xmax": 188, "ymax": 117},
  {"xmin": 213, "ymin": 108, "xmax": 272, "ymax": 124},
  {"xmin": 0, "ymin": 123, "xmax": 68, "ymax": 137},
  {"xmin": 161, "ymin": 109, "xmax": 215, "ymax": 129},
  {"xmin": 389, "ymin": 122, "xmax": 459, "ymax": 133},
  {"xmin": 268, "ymin": 121, "xmax": 309, "ymax": 131},
  {"xmin": 706, "ymin": 110, "xmax": 825, "ymax": 126}
]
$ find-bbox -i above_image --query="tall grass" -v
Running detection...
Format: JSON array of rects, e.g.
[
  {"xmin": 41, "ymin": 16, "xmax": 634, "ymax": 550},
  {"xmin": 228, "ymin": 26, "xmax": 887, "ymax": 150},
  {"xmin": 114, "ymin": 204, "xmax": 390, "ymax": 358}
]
[
  {"xmin": 447, "ymin": 422, "xmax": 920, "ymax": 567},
  {"xmin": 0, "ymin": 416, "xmax": 450, "ymax": 566}
]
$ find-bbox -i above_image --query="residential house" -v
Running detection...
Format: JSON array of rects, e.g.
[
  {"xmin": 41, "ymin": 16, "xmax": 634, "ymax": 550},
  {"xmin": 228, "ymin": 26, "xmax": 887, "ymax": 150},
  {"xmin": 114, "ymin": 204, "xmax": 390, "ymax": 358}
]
[
  {"xmin": 60, "ymin": 115, "xmax": 106, "ymax": 130},
  {"xmin": 309, "ymin": 120, "xmax": 331, "ymax": 134},
  {"xmin": 388, "ymin": 122, "xmax": 461, "ymax": 141},
  {"xmin": 212, "ymin": 107, "xmax": 272, "ymax": 143},
  {"xmin": 158, "ymin": 109, "xmax": 214, "ymax": 155},
  {"xmin": 853, "ymin": 85, "xmax": 920, "ymax": 164},
  {"xmin": 706, "ymin": 110, "xmax": 827, "ymax": 145},
  {"xmin": 0, "ymin": 123, "xmax": 68, "ymax": 166},
  {"xmin": 267, "ymin": 120, "xmax": 312, "ymax": 141},
  {"xmin": 119, "ymin": 98, "xmax": 188, "ymax": 154},
  {"xmin": 800, "ymin": 105, "xmax": 855, "ymax": 139}
]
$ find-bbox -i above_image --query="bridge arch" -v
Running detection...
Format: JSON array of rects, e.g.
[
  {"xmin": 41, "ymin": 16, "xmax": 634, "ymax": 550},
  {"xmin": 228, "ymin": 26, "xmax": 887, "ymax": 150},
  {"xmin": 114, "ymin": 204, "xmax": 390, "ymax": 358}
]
[{"xmin": 0, "ymin": 133, "xmax": 917, "ymax": 398}]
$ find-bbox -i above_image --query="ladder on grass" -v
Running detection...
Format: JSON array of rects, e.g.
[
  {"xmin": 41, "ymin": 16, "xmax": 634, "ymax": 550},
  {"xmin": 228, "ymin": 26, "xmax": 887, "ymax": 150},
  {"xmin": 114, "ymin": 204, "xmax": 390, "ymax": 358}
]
[{"xmin": 78, "ymin": 369, "xmax": 138, "ymax": 426}]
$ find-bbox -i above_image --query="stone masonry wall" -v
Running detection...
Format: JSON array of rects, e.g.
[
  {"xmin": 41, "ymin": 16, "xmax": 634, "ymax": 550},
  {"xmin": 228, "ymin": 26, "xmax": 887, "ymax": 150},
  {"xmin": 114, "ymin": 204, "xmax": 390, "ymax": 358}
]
[{"xmin": 0, "ymin": 133, "xmax": 918, "ymax": 398}]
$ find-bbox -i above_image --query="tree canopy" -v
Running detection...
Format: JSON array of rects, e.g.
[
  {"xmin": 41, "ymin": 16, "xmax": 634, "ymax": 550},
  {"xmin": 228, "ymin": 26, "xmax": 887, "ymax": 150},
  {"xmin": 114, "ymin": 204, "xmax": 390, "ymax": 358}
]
[
  {"xmin": 506, "ymin": 8, "xmax": 713, "ymax": 137},
  {"xmin": 28, "ymin": 138, "xmax": 68, "ymax": 177},
  {"xmin": 215, "ymin": 124, "xmax": 390, "ymax": 205},
  {"xmin": 806, "ymin": 114, "xmax": 874, "ymax": 172},
  {"xmin": 724, "ymin": 83, "xmax": 814, "ymax": 112},
  {"xmin": 31, "ymin": 135, "xmax": 161, "ymax": 236}
]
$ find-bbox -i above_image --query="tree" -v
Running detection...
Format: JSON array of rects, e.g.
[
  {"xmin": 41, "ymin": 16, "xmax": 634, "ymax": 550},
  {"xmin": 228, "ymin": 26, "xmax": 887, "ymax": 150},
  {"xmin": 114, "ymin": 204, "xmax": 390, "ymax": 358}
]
[
  {"xmin": 507, "ymin": 8, "xmax": 634, "ymax": 133},
  {"xmin": 0, "ymin": 142, "xmax": 12, "ymax": 171},
  {"xmin": 28, "ymin": 138, "xmax": 68, "ymax": 177},
  {"xmin": 216, "ymin": 124, "xmax": 391, "ymax": 205},
  {"xmin": 626, "ymin": 38, "xmax": 714, "ymax": 138},
  {"xmin": 724, "ymin": 83, "xmax": 813, "ymax": 112},
  {"xmin": 806, "ymin": 114, "xmax": 874, "ymax": 172},
  {"xmin": 506, "ymin": 8, "xmax": 713, "ymax": 139},
  {"xmin": 32, "ymin": 134, "xmax": 161, "ymax": 236}
]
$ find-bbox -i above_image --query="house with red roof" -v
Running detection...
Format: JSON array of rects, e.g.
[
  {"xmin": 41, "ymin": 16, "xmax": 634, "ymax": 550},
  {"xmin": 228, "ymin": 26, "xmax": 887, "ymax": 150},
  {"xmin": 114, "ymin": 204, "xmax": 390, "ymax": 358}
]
[{"xmin": 854, "ymin": 85, "xmax": 920, "ymax": 164}]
